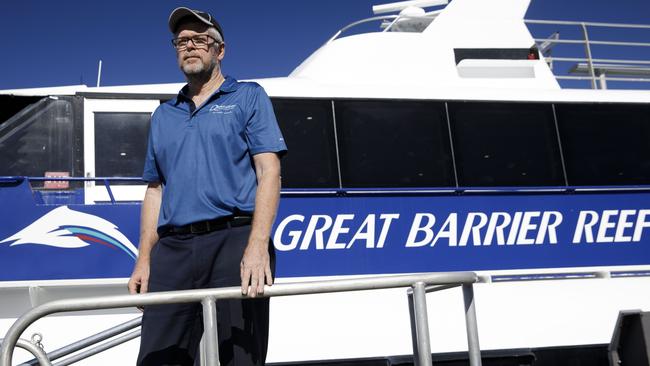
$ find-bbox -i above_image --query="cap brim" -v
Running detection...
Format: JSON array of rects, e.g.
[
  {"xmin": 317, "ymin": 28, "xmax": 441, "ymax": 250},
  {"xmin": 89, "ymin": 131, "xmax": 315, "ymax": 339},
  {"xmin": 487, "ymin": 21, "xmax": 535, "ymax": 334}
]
[{"xmin": 168, "ymin": 7, "xmax": 214, "ymax": 33}]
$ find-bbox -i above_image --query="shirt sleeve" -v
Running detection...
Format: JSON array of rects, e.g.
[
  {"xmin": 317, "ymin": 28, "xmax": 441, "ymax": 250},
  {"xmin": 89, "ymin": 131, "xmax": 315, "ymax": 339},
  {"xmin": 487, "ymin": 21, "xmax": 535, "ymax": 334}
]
[
  {"xmin": 142, "ymin": 112, "xmax": 162, "ymax": 183},
  {"xmin": 244, "ymin": 84, "xmax": 288, "ymax": 157}
]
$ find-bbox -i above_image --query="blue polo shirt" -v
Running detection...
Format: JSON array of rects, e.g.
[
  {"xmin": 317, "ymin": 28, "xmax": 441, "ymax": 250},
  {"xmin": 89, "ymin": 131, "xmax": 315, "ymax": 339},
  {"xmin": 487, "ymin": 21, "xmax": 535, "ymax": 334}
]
[{"xmin": 142, "ymin": 76, "xmax": 287, "ymax": 229}]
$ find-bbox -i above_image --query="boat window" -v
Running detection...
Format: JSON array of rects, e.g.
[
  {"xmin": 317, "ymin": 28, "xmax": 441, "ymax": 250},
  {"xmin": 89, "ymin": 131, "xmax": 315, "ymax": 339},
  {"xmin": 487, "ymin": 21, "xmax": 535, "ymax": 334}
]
[
  {"xmin": 272, "ymin": 98, "xmax": 339, "ymax": 188},
  {"xmin": 335, "ymin": 100, "xmax": 454, "ymax": 188},
  {"xmin": 0, "ymin": 95, "xmax": 42, "ymax": 126},
  {"xmin": 454, "ymin": 48, "xmax": 539, "ymax": 64},
  {"xmin": 94, "ymin": 112, "xmax": 151, "ymax": 182},
  {"xmin": 0, "ymin": 97, "xmax": 76, "ymax": 186},
  {"xmin": 448, "ymin": 101, "xmax": 564, "ymax": 186},
  {"xmin": 555, "ymin": 103, "xmax": 650, "ymax": 185}
]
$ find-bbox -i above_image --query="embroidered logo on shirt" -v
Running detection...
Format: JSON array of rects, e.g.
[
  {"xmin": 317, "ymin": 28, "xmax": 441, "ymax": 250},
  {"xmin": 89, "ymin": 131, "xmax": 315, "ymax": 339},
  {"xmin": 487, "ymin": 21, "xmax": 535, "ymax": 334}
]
[{"xmin": 209, "ymin": 104, "xmax": 237, "ymax": 114}]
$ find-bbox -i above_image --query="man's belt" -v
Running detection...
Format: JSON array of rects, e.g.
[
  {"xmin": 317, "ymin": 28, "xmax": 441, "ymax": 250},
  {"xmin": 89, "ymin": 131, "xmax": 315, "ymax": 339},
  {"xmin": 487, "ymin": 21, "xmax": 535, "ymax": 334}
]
[{"xmin": 162, "ymin": 215, "xmax": 252, "ymax": 235}]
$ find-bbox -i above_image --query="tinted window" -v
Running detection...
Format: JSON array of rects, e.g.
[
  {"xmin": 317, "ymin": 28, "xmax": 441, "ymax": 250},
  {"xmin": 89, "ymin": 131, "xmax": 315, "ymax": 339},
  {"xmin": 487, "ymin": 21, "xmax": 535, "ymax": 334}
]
[
  {"xmin": 0, "ymin": 98, "xmax": 75, "ymax": 181},
  {"xmin": 555, "ymin": 103, "xmax": 650, "ymax": 185},
  {"xmin": 448, "ymin": 101, "xmax": 564, "ymax": 186},
  {"xmin": 94, "ymin": 112, "xmax": 150, "ymax": 180},
  {"xmin": 335, "ymin": 100, "xmax": 454, "ymax": 188},
  {"xmin": 0, "ymin": 95, "xmax": 42, "ymax": 126},
  {"xmin": 272, "ymin": 99, "xmax": 339, "ymax": 188}
]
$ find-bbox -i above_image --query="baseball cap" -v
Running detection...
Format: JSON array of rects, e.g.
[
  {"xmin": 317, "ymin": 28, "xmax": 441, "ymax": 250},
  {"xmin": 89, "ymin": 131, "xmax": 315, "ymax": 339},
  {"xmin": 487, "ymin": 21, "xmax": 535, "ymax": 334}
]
[{"xmin": 168, "ymin": 7, "xmax": 224, "ymax": 41}]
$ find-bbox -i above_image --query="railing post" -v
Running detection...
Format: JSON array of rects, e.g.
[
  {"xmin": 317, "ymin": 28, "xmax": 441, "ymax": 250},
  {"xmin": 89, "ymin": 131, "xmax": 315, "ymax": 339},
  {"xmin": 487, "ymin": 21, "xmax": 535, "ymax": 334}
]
[
  {"xmin": 412, "ymin": 282, "xmax": 432, "ymax": 366},
  {"xmin": 407, "ymin": 291, "xmax": 420, "ymax": 366},
  {"xmin": 199, "ymin": 336, "xmax": 207, "ymax": 366},
  {"xmin": 462, "ymin": 284, "xmax": 482, "ymax": 366},
  {"xmin": 599, "ymin": 72, "xmax": 608, "ymax": 89},
  {"xmin": 201, "ymin": 297, "xmax": 220, "ymax": 366},
  {"xmin": 102, "ymin": 178, "xmax": 116, "ymax": 204},
  {"xmin": 580, "ymin": 22, "xmax": 598, "ymax": 89}
]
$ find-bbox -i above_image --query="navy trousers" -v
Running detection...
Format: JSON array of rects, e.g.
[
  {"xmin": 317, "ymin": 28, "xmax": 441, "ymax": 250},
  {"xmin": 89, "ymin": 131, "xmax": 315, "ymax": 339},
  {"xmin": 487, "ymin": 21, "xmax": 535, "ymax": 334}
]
[{"xmin": 137, "ymin": 225, "xmax": 275, "ymax": 366}]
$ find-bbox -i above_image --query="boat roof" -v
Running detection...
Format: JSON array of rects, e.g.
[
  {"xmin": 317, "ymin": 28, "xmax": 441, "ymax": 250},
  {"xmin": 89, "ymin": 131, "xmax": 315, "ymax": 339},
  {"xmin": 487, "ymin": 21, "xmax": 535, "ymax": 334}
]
[{"xmin": 1, "ymin": 0, "xmax": 649, "ymax": 103}]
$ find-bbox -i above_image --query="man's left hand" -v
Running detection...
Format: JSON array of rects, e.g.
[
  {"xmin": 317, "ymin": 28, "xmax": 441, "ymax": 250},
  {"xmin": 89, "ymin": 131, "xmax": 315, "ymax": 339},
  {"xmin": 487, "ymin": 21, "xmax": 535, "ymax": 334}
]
[
  {"xmin": 241, "ymin": 152, "xmax": 281, "ymax": 297},
  {"xmin": 240, "ymin": 240, "xmax": 273, "ymax": 297}
]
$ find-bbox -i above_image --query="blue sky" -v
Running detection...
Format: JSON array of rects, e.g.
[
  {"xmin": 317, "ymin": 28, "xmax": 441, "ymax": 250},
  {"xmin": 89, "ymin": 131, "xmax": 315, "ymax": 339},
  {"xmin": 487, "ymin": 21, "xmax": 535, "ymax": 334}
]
[{"xmin": 1, "ymin": 0, "xmax": 649, "ymax": 90}]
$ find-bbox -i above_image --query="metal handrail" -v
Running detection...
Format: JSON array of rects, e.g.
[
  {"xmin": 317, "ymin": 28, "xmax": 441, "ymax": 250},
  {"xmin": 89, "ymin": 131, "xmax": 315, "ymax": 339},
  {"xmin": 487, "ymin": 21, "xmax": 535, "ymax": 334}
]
[
  {"xmin": 326, "ymin": 15, "xmax": 399, "ymax": 43},
  {"xmin": 4, "ymin": 176, "xmax": 145, "ymax": 205},
  {"xmin": 7, "ymin": 175, "xmax": 650, "ymax": 205},
  {"xmin": 545, "ymin": 57, "xmax": 650, "ymax": 65},
  {"xmin": 26, "ymin": 177, "xmax": 143, "ymax": 182},
  {"xmin": 29, "ymin": 177, "xmax": 144, "ymax": 204},
  {"xmin": 10, "ymin": 176, "xmax": 650, "ymax": 194},
  {"xmin": 525, "ymin": 19, "xmax": 650, "ymax": 29},
  {"xmin": 325, "ymin": 10, "xmax": 442, "ymax": 44},
  {"xmin": 1, "ymin": 272, "xmax": 481, "ymax": 366},
  {"xmin": 532, "ymin": 38, "xmax": 650, "ymax": 47},
  {"xmin": 19, "ymin": 317, "xmax": 141, "ymax": 366},
  {"xmin": 556, "ymin": 75, "xmax": 650, "ymax": 82},
  {"xmin": 54, "ymin": 330, "xmax": 141, "ymax": 366},
  {"xmin": 525, "ymin": 19, "xmax": 650, "ymax": 89},
  {"xmin": 0, "ymin": 339, "xmax": 51, "ymax": 366}
]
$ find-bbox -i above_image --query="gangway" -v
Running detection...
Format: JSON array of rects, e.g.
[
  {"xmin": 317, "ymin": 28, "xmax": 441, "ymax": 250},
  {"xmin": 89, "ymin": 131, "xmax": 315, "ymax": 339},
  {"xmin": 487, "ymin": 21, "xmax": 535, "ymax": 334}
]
[{"xmin": 1, "ymin": 272, "xmax": 481, "ymax": 366}]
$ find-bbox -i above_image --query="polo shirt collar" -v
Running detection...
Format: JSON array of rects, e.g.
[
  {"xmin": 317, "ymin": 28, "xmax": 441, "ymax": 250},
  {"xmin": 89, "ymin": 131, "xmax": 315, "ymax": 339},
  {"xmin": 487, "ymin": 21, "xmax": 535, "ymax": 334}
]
[{"xmin": 174, "ymin": 75, "xmax": 239, "ymax": 105}]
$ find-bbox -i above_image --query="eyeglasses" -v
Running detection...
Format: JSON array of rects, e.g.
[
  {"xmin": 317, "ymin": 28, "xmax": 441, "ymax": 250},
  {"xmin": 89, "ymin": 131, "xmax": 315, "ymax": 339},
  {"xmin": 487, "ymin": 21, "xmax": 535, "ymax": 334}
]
[{"xmin": 171, "ymin": 35, "xmax": 220, "ymax": 51}]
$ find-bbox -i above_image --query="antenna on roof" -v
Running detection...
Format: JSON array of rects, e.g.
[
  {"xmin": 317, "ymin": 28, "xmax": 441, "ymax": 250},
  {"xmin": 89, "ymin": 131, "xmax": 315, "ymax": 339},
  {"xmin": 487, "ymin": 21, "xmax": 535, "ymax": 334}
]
[
  {"xmin": 372, "ymin": 0, "xmax": 448, "ymax": 14},
  {"xmin": 96, "ymin": 60, "xmax": 102, "ymax": 87}
]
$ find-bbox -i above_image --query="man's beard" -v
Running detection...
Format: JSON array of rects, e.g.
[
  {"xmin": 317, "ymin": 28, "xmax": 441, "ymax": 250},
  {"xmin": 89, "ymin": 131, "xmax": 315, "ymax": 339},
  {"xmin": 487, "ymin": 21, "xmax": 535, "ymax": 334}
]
[{"xmin": 182, "ymin": 57, "xmax": 218, "ymax": 82}]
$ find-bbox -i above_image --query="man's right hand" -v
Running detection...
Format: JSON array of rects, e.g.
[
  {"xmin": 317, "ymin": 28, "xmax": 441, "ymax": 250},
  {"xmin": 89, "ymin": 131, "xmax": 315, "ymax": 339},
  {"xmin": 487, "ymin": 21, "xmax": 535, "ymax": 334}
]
[
  {"xmin": 128, "ymin": 259, "xmax": 150, "ymax": 295},
  {"xmin": 129, "ymin": 182, "xmax": 161, "ymax": 298}
]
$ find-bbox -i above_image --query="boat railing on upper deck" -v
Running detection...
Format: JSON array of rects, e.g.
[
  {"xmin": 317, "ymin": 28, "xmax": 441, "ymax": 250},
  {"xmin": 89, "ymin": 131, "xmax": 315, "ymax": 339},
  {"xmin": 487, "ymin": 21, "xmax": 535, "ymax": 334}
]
[
  {"xmin": 525, "ymin": 19, "xmax": 650, "ymax": 89},
  {"xmin": 325, "ymin": 10, "xmax": 442, "ymax": 44},
  {"xmin": 6, "ymin": 175, "xmax": 650, "ymax": 206},
  {"xmin": 0, "ymin": 272, "xmax": 481, "ymax": 366},
  {"xmin": 28, "ymin": 176, "xmax": 144, "ymax": 205},
  {"xmin": 0, "ymin": 176, "xmax": 144, "ymax": 205}
]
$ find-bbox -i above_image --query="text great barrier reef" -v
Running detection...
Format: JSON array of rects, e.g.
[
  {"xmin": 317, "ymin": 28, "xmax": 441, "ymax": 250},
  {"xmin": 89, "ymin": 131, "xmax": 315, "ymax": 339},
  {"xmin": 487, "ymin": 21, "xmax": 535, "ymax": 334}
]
[
  {"xmin": 269, "ymin": 193, "xmax": 650, "ymax": 276},
  {"xmin": 273, "ymin": 209, "xmax": 650, "ymax": 250}
]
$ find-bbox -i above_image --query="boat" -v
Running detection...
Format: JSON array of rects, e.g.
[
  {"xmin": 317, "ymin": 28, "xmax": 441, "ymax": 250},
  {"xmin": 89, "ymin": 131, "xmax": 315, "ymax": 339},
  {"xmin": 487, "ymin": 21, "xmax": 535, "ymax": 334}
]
[{"xmin": 1, "ymin": 0, "xmax": 650, "ymax": 364}]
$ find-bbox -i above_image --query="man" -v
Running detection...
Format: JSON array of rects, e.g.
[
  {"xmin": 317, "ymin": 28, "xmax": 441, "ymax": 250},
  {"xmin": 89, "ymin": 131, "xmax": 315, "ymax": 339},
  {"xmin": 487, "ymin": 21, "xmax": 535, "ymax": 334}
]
[{"xmin": 128, "ymin": 7, "xmax": 287, "ymax": 366}]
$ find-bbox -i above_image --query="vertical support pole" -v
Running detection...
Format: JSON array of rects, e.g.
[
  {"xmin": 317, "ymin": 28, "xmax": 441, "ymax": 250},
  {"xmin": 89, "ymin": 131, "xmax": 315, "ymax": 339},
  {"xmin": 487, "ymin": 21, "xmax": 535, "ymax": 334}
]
[
  {"xmin": 103, "ymin": 179, "xmax": 116, "ymax": 204},
  {"xmin": 580, "ymin": 22, "xmax": 597, "ymax": 89},
  {"xmin": 462, "ymin": 284, "xmax": 482, "ymax": 366},
  {"xmin": 599, "ymin": 73, "xmax": 608, "ymax": 90},
  {"xmin": 407, "ymin": 290, "xmax": 420, "ymax": 366},
  {"xmin": 201, "ymin": 297, "xmax": 220, "ymax": 366},
  {"xmin": 199, "ymin": 336, "xmax": 207, "ymax": 366},
  {"xmin": 412, "ymin": 282, "xmax": 432, "ymax": 366}
]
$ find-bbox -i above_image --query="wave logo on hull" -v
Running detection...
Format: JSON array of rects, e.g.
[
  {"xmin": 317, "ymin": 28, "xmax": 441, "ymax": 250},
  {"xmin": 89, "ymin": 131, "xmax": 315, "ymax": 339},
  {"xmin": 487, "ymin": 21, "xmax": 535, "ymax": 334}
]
[{"xmin": 0, "ymin": 206, "xmax": 138, "ymax": 260}]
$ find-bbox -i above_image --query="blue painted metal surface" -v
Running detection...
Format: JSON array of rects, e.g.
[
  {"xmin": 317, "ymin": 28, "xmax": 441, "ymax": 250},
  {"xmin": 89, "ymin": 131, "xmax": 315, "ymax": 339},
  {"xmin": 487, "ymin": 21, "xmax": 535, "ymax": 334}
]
[{"xmin": 1, "ymin": 177, "xmax": 649, "ymax": 281}]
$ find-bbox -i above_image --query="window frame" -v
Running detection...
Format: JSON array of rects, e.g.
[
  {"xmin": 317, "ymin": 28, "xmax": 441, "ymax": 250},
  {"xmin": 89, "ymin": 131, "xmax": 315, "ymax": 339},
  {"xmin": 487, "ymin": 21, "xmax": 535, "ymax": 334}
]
[{"xmin": 333, "ymin": 98, "xmax": 456, "ymax": 189}]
